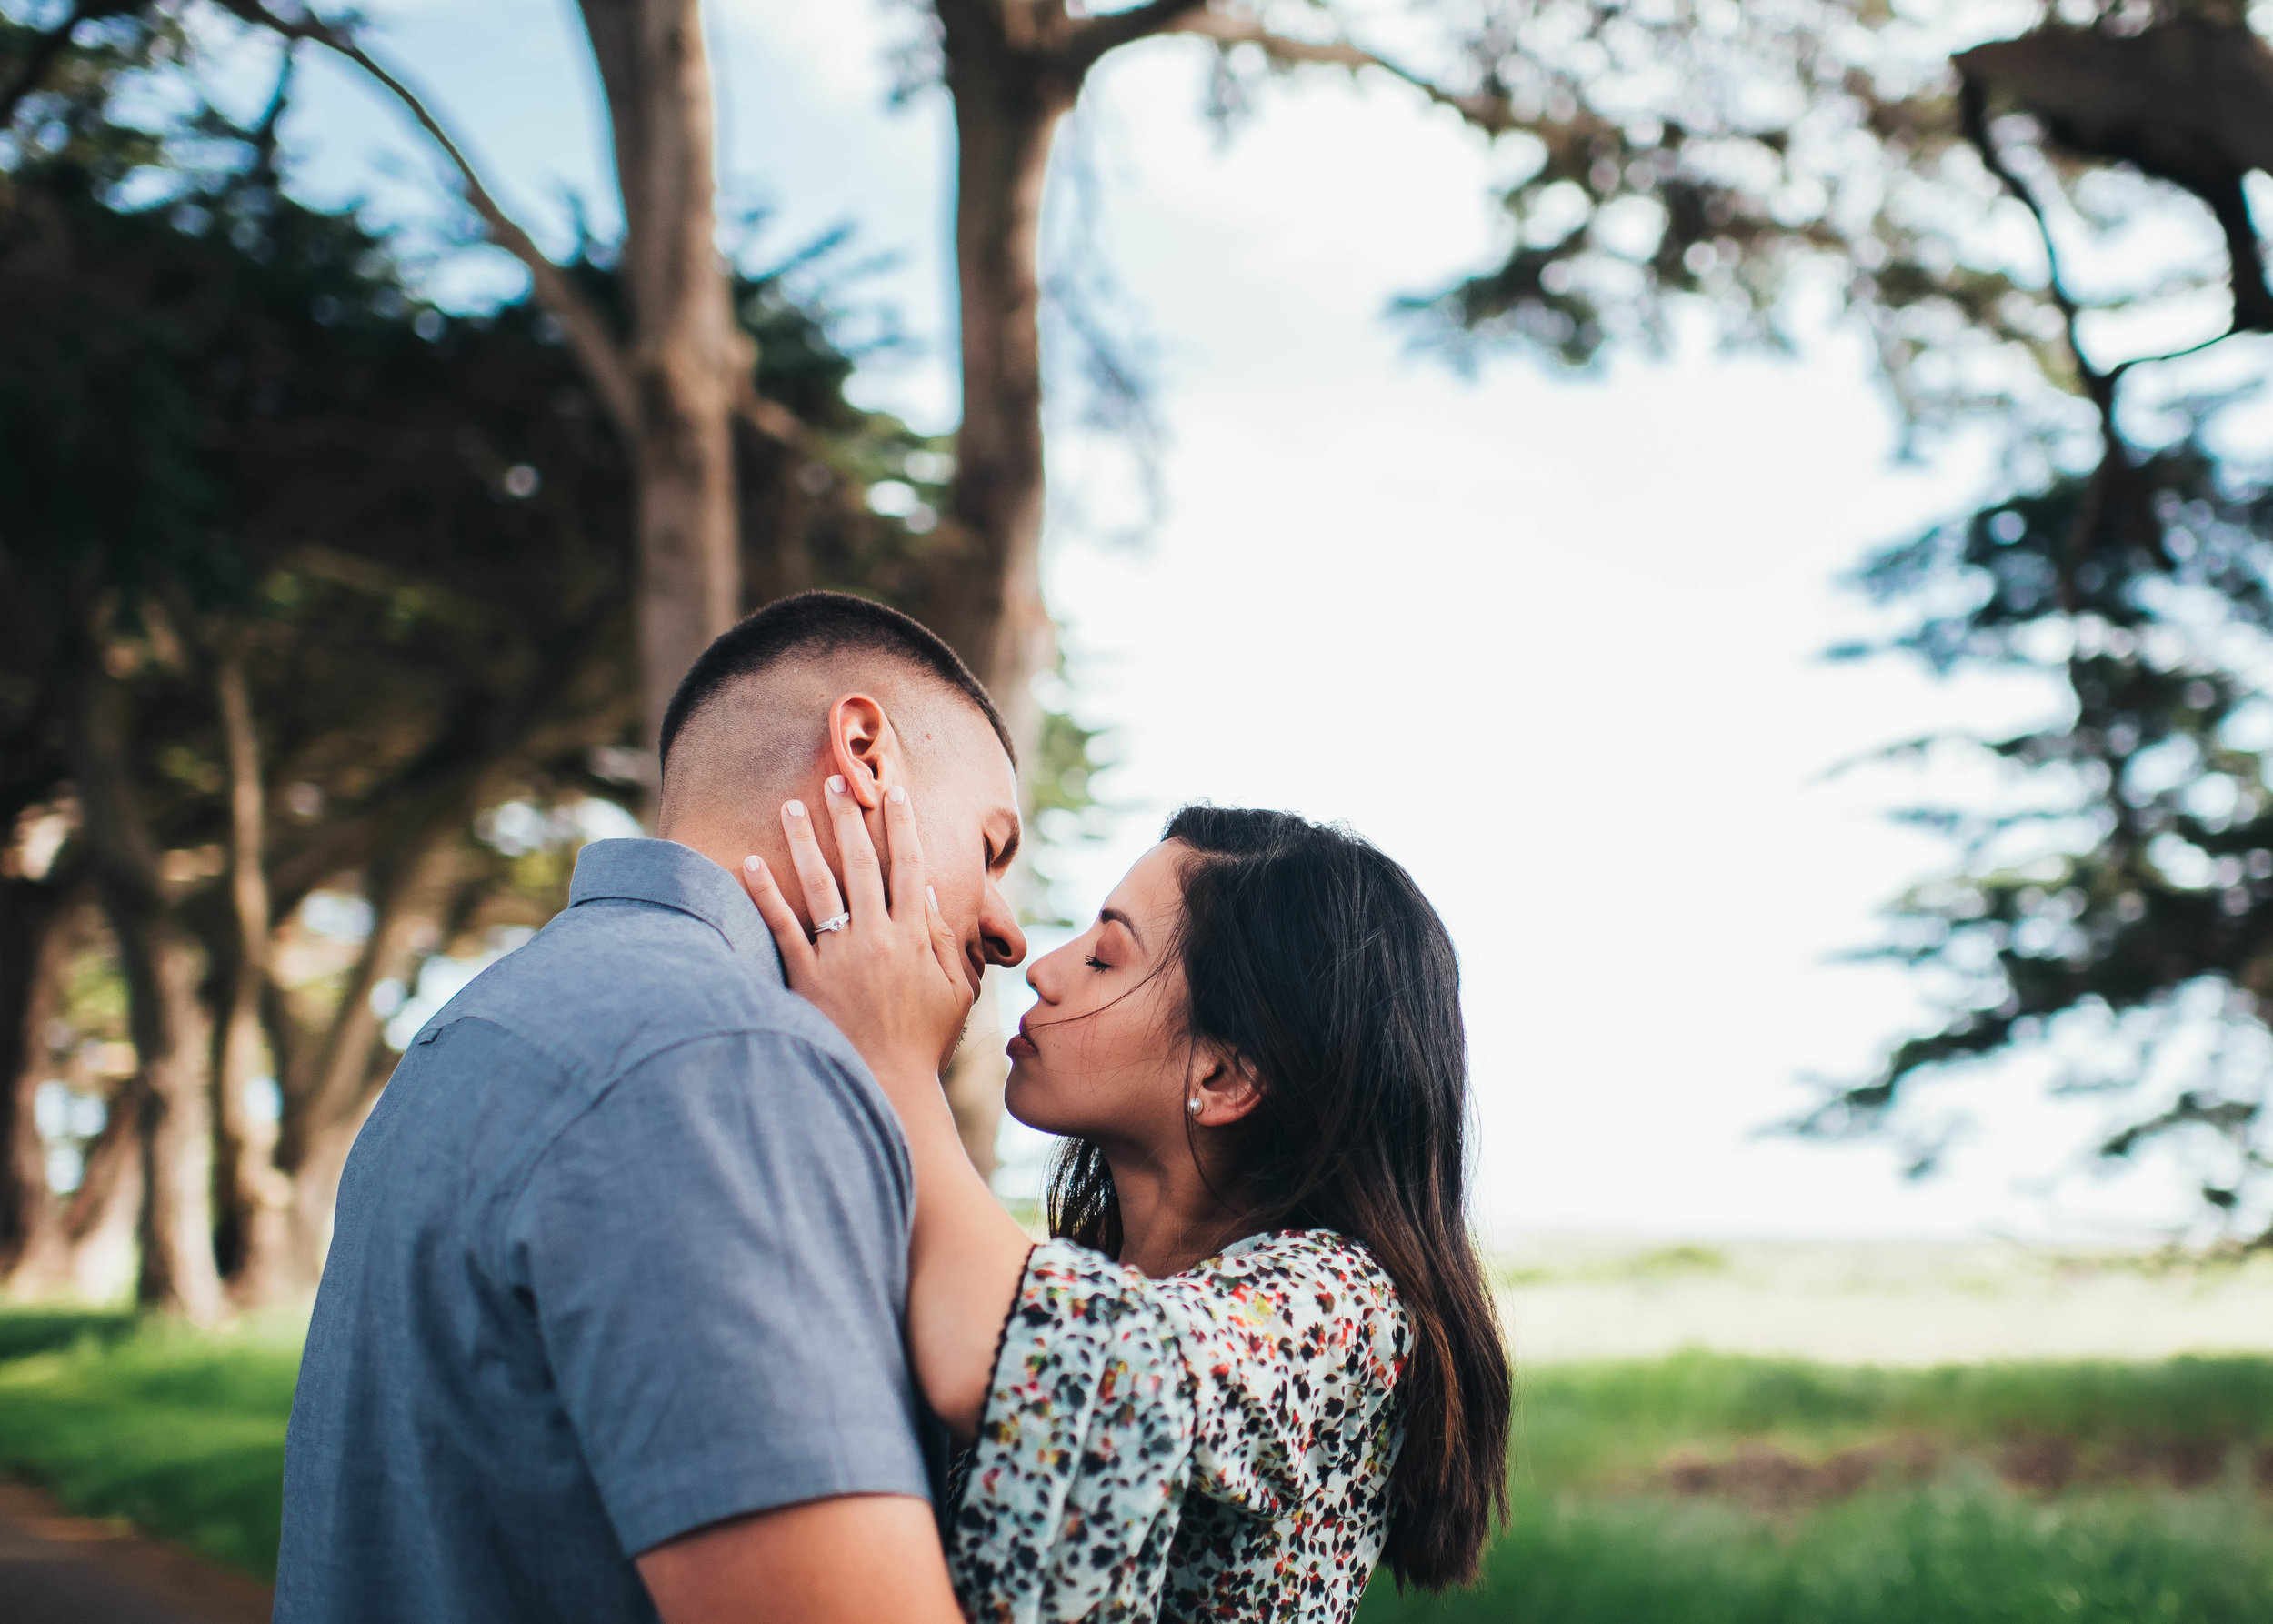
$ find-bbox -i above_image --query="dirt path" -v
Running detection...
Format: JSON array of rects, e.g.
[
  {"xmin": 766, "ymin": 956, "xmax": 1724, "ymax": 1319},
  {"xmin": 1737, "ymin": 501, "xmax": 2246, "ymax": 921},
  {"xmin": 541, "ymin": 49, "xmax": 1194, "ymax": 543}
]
[{"xmin": 0, "ymin": 1480, "xmax": 272, "ymax": 1624}]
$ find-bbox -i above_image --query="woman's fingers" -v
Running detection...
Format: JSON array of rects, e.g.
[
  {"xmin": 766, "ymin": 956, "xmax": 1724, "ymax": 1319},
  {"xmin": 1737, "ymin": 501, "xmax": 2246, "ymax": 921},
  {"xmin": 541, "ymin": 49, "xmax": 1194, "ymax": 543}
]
[
  {"xmin": 926, "ymin": 883, "xmax": 973, "ymax": 1012},
  {"xmin": 739, "ymin": 856, "xmax": 816, "ymax": 980},
  {"xmin": 878, "ymin": 784, "xmax": 929, "ymax": 926},
  {"xmin": 780, "ymin": 798, "xmax": 844, "ymax": 927},
  {"xmin": 824, "ymin": 776, "xmax": 890, "ymax": 923}
]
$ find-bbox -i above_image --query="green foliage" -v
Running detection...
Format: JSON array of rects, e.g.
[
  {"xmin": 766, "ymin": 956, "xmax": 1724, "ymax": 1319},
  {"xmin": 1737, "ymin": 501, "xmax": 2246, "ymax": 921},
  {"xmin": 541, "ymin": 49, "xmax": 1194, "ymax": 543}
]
[
  {"xmin": 1364, "ymin": 1481, "xmax": 2273, "ymax": 1624},
  {"xmin": 0, "ymin": 1305, "xmax": 132, "ymax": 1361},
  {"xmin": 1515, "ymin": 1350, "xmax": 2273, "ymax": 1487},
  {"xmin": 0, "ymin": 1309, "xmax": 301, "ymax": 1578},
  {"xmin": 1393, "ymin": 2, "xmax": 2048, "ymax": 441},
  {"xmin": 1363, "ymin": 1349, "xmax": 2273, "ymax": 1622},
  {"xmin": 1820, "ymin": 447, "xmax": 2273, "ymax": 1229},
  {"xmin": 1395, "ymin": 4, "xmax": 2273, "ymax": 1238},
  {"xmin": 5, "ymin": 1308, "xmax": 2268, "ymax": 1609},
  {"xmin": 0, "ymin": 13, "xmax": 1109, "ymax": 1198},
  {"xmin": 1020, "ymin": 696, "xmax": 1113, "ymax": 926}
]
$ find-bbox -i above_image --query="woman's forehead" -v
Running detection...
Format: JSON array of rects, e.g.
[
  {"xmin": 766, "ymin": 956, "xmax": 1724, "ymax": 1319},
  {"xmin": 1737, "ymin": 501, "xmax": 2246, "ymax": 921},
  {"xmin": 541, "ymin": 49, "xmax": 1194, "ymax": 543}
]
[{"xmin": 1106, "ymin": 841, "xmax": 1187, "ymax": 922}]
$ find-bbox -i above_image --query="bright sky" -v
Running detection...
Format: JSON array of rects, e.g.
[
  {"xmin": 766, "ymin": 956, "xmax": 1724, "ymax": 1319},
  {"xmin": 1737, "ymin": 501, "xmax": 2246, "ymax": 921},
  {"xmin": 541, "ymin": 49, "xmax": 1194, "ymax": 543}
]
[{"xmin": 258, "ymin": 1, "xmax": 2222, "ymax": 1243}]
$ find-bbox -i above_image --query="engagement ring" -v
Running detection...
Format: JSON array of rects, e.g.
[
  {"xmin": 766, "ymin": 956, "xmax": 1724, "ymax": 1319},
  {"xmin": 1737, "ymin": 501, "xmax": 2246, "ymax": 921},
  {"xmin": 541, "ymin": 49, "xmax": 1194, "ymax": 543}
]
[{"xmin": 814, "ymin": 911, "xmax": 852, "ymax": 935}]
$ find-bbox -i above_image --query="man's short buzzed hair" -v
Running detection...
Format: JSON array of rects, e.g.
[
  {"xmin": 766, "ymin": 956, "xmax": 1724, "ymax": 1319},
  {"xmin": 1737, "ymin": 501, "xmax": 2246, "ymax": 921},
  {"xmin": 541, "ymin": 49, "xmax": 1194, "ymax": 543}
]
[{"xmin": 658, "ymin": 590, "xmax": 1016, "ymax": 769}]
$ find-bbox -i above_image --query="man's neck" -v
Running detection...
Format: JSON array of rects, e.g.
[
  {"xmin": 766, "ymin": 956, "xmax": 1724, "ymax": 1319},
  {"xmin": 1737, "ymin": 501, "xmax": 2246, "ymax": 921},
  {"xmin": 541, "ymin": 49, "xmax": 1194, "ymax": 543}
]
[{"xmin": 660, "ymin": 821, "xmax": 806, "ymax": 928}]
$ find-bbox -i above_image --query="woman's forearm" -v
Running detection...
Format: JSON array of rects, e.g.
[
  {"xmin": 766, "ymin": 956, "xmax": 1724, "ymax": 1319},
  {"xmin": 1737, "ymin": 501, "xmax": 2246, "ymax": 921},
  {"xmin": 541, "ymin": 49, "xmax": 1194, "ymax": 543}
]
[{"xmin": 886, "ymin": 1077, "xmax": 1036, "ymax": 1440}]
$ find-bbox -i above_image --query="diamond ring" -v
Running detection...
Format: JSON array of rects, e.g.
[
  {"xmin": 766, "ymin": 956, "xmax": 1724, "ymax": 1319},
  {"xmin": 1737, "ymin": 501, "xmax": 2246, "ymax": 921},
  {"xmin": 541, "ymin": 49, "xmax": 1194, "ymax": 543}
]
[{"xmin": 814, "ymin": 911, "xmax": 852, "ymax": 935}]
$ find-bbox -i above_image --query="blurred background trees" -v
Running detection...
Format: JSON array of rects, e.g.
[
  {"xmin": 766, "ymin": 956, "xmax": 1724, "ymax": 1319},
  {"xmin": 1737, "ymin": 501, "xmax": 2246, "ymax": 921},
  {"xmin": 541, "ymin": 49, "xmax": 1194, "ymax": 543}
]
[
  {"xmin": 6, "ymin": 0, "xmax": 2273, "ymax": 1318},
  {"xmin": 1378, "ymin": 0, "xmax": 2273, "ymax": 1246},
  {"xmin": 0, "ymin": 5, "xmax": 976, "ymax": 1309}
]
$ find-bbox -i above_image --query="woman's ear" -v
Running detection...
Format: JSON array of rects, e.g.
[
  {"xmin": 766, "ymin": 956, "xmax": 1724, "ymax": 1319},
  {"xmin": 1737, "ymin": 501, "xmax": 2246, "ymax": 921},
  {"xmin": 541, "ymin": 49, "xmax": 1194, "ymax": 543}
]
[
  {"xmin": 1188, "ymin": 1048, "xmax": 1265, "ymax": 1128},
  {"xmin": 826, "ymin": 693, "xmax": 899, "ymax": 810}
]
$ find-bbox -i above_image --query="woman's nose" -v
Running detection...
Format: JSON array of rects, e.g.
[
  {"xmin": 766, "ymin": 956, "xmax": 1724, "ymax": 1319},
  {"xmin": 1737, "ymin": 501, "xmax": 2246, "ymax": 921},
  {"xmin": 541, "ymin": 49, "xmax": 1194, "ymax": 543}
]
[{"xmin": 1025, "ymin": 946, "xmax": 1064, "ymax": 1004}]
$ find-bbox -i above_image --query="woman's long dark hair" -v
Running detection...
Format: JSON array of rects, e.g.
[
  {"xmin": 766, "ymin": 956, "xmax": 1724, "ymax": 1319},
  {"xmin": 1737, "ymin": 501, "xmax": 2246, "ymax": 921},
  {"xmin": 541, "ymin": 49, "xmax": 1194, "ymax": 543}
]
[{"xmin": 1046, "ymin": 805, "xmax": 1512, "ymax": 1589}]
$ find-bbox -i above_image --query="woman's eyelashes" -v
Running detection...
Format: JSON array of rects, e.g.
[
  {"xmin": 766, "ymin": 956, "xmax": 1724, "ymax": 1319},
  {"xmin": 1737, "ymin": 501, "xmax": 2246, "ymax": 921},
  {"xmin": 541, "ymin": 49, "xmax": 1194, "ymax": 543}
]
[{"xmin": 1083, "ymin": 953, "xmax": 1110, "ymax": 972}]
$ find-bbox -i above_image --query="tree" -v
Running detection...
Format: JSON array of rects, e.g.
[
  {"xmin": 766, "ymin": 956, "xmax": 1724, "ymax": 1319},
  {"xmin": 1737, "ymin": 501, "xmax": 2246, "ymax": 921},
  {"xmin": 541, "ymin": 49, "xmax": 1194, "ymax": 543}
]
[
  {"xmin": 165, "ymin": 0, "xmax": 964, "ymax": 1166},
  {"xmin": 205, "ymin": 0, "xmax": 744, "ymax": 781},
  {"xmin": 0, "ymin": 88, "xmax": 636, "ymax": 1307},
  {"xmin": 1396, "ymin": 0, "xmax": 2273, "ymax": 1240},
  {"xmin": 871, "ymin": 0, "xmax": 1537, "ymax": 1156},
  {"xmin": 1, "ymin": 12, "xmax": 964, "ymax": 1302},
  {"xmin": 176, "ymin": 0, "xmax": 1538, "ymax": 1169}
]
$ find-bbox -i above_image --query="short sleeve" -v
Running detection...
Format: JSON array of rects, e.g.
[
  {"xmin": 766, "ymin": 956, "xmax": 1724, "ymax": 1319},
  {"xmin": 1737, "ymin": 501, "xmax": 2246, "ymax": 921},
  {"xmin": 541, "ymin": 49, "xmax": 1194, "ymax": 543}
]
[
  {"xmin": 506, "ymin": 1029, "xmax": 929, "ymax": 1557},
  {"xmin": 947, "ymin": 1242, "xmax": 1194, "ymax": 1624}
]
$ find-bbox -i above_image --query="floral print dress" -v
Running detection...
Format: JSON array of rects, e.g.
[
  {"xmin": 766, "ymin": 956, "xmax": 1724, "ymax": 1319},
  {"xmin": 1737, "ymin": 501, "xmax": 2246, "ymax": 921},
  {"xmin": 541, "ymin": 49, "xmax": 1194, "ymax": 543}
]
[{"xmin": 945, "ymin": 1228, "xmax": 1408, "ymax": 1624}]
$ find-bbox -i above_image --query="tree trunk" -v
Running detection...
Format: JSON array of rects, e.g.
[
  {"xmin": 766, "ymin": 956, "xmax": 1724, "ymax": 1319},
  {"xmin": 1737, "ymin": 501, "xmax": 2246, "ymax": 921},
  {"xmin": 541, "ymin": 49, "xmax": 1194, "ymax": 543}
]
[
  {"xmin": 209, "ymin": 654, "xmax": 291, "ymax": 1303},
  {"xmin": 11, "ymin": 1085, "xmax": 142, "ymax": 1301},
  {"xmin": 927, "ymin": 7, "xmax": 1083, "ymax": 1173},
  {"xmin": 0, "ymin": 874, "xmax": 72, "ymax": 1282},
  {"xmin": 576, "ymin": 0, "xmax": 746, "ymax": 776},
  {"xmin": 132, "ymin": 939, "xmax": 220, "ymax": 1318},
  {"xmin": 932, "ymin": 28, "xmax": 1073, "ymax": 752},
  {"xmin": 272, "ymin": 838, "xmax": 459, "ymax": 1282},
  {"xmin": 5, "ymin": 897, "xmax": 143, "ymax": 1301},
  {"xmin": 65, "ymin": 658, "xmax": 226, "ymax": 1321}
]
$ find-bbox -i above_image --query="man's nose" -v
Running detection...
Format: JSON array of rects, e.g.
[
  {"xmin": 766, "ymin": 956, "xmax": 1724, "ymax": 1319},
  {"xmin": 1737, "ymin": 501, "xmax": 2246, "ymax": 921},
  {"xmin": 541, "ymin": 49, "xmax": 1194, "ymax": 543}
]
[{"xmin": 982, "ymin": 889, "xmax": 1027, "ymax": 967}]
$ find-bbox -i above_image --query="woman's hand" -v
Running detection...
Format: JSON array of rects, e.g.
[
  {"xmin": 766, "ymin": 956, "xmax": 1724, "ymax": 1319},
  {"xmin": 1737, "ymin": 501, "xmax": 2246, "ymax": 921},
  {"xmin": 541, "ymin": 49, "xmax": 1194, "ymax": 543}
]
[
  {"xmin": 740, "ymin": 777, "xmax": 975, "ymax": 1097},
  {"xmin": 744, "ymin": 777, "xmax": 1034, "ymax": 1443}
]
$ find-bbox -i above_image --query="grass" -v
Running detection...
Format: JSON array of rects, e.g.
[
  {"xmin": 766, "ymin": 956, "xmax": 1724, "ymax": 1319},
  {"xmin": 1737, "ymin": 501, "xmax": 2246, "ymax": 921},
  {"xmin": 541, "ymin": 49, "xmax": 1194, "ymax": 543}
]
[
  {"xmin": 1364, "ymin": 1350, "xmax": 2273, "ymax": 1624},
  {"xmin": 0, "ymin": 1307, "xmax": 299, "ymax": 1579},
  {"xmin": 1514, "ymin": 1349, "xmax": 2273, "ymax": 1486},
  {"xmin": 0, "ymin": 1308, "xmax": 2268, "ymax": 1618},
  {"xmin": 1364, "ymin": 1481, "xmax": 2273, "ymax": 1623}
]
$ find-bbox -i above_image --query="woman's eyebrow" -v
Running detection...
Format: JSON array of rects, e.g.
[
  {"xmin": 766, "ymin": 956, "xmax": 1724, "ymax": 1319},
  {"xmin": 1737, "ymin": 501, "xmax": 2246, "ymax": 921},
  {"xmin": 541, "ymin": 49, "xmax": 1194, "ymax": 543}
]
[{"xmin": 1098, "ymin": 907, "xmax": 1144, "ymax": 947}]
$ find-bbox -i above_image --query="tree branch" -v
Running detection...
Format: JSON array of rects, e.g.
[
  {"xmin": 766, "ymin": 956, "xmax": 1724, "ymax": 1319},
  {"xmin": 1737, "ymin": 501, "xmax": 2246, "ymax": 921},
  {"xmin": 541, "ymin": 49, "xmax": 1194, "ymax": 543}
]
[
  {"xmin": 0, "ymin": 0, "xmax": 140, "ymax": 133},
  {"xmin": 1160, "ymin": 9, "xmax": 1515, "ymax": 135},
  {"xmin": 734, "ymin": 374, "xmax": 808, "ymax": 452},
  {"xmin": 1958, "ymin": 73, "xmax": 2144, "ymax": 601},
  {"xmin": 207, "ymin": 0, "xmax": 641, "ymax": 440},
  {"xmin": 1958, "ymin": 74, "xmax": 2103, "ymax": 404},
  {"xmin": 1065, "ymin": 0, "xmax": 1207, "ymax": 73}
]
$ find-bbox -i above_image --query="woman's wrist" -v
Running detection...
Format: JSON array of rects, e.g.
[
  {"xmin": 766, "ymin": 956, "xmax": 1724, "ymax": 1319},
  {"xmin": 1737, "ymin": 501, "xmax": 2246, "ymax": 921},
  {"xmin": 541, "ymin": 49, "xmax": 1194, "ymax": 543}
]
[{"xmin": 869, "ymin": 1065, "xmax": 956, "ymax": 1127}]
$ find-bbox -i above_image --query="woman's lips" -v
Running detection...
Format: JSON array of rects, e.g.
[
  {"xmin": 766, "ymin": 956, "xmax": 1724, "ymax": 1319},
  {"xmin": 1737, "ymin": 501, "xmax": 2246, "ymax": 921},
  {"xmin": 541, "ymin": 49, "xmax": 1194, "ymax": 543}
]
[{"xmin": 1006, "ymin": 1029, "xmax": 1037, "ymax": 1061}]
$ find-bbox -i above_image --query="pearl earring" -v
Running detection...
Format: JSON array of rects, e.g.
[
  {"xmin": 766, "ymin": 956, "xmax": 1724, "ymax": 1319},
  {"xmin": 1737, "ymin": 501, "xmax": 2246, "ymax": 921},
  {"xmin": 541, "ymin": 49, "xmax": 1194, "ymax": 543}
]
[{"xmin": 1187, "ymin": 1098, "xmax": 1202, "ymax": 1117}]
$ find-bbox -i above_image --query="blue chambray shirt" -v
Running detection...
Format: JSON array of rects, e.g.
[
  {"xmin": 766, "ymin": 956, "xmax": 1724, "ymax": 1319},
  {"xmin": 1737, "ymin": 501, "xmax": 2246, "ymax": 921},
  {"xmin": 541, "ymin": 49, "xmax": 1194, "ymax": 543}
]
[{"xmin": 275, "ymin": 837, "xmax": 929, "ymax": 1623}]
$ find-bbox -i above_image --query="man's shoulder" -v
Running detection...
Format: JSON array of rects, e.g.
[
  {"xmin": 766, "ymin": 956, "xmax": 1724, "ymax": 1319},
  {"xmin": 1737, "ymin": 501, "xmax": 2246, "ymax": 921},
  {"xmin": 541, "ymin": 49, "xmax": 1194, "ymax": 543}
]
[{"xmin": 428, "ymin": 897, "xmax": 857, "ymax": 1084}]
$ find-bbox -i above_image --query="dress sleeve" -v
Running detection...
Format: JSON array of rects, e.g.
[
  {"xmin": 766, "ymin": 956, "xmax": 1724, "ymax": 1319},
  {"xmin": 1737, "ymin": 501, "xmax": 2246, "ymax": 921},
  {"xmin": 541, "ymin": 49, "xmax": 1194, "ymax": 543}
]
[
  {"xmin": 943, "ymin": 1233, "xmax": 1407, "ymax": 1624},
  {"xmin": 1147, "ymin": 1231, "xmax": 1407, "ymax": 1518}
]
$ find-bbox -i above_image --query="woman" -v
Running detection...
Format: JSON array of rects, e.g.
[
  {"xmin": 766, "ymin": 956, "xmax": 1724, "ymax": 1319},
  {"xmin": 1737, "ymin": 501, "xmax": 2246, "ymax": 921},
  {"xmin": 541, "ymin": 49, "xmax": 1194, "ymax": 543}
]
[{"xmin": 741, "ymin": 789, "xmax": 1509, "ymax": 1621}]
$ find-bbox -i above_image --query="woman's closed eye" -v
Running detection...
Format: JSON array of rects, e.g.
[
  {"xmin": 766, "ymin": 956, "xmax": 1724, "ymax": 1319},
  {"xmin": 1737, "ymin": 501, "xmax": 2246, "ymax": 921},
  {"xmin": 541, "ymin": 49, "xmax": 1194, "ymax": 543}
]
[{"xmin": 1083, "ymin": 953, "xmax": 1110, "ymax": 972}]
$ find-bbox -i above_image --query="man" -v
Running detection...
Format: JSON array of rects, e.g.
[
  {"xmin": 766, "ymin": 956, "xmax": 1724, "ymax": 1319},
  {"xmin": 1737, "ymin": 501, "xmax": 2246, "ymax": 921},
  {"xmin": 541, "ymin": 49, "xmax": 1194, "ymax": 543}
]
[{"xmin": 275, "ymin": 592, "xmax": 1027, "ymax": 1623}]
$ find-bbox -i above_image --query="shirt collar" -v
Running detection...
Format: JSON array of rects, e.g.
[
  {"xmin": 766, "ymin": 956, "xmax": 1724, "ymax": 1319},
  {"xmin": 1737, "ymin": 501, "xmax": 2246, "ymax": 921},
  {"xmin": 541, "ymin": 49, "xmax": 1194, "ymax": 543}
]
[{"xmin": 567, "ymin": 837, "xmax": 775, "ymax": 966}]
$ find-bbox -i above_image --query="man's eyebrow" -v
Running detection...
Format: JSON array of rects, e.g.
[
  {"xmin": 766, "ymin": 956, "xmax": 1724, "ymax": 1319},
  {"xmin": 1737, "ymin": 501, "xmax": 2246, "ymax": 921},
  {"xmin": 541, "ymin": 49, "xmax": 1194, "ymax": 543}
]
[{"xmin": 1099, "ymin": 907, "xmax": 1143, "ymax": 947}]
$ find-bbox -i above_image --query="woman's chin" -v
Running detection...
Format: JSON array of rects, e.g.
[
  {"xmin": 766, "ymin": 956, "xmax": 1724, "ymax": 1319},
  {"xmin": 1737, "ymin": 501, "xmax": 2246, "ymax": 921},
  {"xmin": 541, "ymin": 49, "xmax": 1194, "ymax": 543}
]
[{"xmin": 1002, "ymin": 1066, "xmax": 1060, "ymax": 1135}]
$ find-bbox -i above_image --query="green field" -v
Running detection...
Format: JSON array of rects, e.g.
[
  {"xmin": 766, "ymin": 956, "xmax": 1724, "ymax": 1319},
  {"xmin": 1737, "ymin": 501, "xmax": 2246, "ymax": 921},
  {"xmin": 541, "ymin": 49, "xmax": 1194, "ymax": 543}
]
[
  {"xmin": 0, "ymin": 1308, "xmax": 299, "ymax": 1578},
  {"xmin": 2, "ymin": 1309, "xmax": 2269, "ymax": 1618},
  {"xmin": 1361, "ymin": 1353, "xmax": 2273, "ymax": 1623}
]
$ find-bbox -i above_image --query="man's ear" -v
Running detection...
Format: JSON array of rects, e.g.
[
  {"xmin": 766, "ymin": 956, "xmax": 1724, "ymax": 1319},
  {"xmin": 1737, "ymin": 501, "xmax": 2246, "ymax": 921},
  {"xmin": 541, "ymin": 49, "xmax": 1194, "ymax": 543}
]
[
  {"xmin": 1188, "ymin": 1049, "xmax": 1265, "ymax": 1129},
  {"xmin": 826, "ymin": 694, "xmax": 901, "ymax": 810}
]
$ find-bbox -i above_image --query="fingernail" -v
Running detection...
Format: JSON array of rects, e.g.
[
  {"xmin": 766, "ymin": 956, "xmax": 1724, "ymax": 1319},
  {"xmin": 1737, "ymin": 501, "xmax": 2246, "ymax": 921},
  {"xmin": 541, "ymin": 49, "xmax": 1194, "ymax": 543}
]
[
  {"xmin": 786, "ymin": 800, "xmax": 806, "ymax": 818},
  {"xmin": 826, "ymin": 775, "xmax": 846, "ymax": 795},
  {"xmin": 743, "ymin": 856, "xmax": 762, "ymax": 875},
  {"xmin": 926, "ymin": 886, "xmax": 938, "ymax": 912},
  {"xmin": 888, "ymin": 785, "xmax": 907, "ymax": 805}
]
